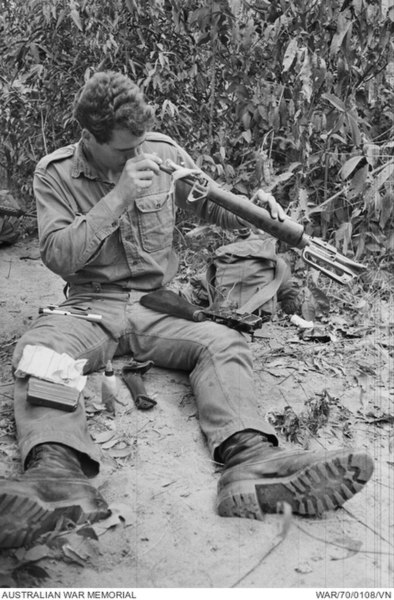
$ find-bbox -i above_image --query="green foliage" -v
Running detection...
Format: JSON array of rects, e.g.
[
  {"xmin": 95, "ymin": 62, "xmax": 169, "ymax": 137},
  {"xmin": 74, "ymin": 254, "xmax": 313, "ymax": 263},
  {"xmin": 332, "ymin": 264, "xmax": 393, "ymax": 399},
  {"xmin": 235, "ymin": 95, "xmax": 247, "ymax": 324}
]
[{"xmin": 0, "ymin": 0, "xmax": 393, "ymax": 260}]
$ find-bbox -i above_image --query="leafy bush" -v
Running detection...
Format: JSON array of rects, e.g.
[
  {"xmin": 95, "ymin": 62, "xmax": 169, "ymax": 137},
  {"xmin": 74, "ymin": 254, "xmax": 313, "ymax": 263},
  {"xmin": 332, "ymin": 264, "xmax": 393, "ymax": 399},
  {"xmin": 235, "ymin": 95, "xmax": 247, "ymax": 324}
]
[{"xmin": 0, "ymin": 0, "xmax": 393, "ymax": 260}]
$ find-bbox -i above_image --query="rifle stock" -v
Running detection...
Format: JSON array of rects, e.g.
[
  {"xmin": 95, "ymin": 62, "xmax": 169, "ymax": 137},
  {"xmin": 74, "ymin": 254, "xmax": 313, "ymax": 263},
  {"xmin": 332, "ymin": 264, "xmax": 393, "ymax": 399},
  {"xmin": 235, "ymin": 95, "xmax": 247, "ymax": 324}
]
[
  {"xmin": 140, "ymin": 289, "xmax": 206, "ymax": 322},
  {"xmin": 140, "ymin": 289, "xmax": 263, "ymax": 336}
]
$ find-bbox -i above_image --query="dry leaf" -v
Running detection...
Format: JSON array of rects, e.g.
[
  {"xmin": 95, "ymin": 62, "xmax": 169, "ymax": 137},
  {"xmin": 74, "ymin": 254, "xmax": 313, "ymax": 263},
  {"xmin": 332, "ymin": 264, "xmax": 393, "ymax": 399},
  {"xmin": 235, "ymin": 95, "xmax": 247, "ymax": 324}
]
[
  {"xmin": 101, "ymin": 436, "xmax": 122, "ymax": 449},
  {"xmin": 76, "ymin": 526, "xmax": 99, "ymax": 541},
  {"xmin": 61, "ymin": 534, "xmax": 93, "ymax": 565},
  {"xmin": 92, "ymin": 430, "xmax": 116, "ymax": 444},
  {"xmin": 62, "ymin": 545, "xmax": 87, "ymax": 566},
  {"xmin": 91, "ymin": 503, "xmax": 134, "ymax": 536},
  {"xmin": 19, "ymin": 544, "xmax": 52, "ymax": 564},
  {"xmin": 109, "ymin": 447, "xmax": 133, "ymax": 458},
  {"xmin": 295, "ymin": 561, "xmax": 313, "ymax": 574},
  {"xmin": 330, "ymin": 536, "xmax": 362, "ymax": 560}
]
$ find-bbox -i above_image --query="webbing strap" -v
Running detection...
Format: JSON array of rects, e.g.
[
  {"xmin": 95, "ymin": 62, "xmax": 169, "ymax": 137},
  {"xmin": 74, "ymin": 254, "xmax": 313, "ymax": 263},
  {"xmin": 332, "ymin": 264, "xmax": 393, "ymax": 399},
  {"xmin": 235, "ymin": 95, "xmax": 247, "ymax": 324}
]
[{"xmin": 237, "ymin": 257, "xmax": 289, "ymax": 314}]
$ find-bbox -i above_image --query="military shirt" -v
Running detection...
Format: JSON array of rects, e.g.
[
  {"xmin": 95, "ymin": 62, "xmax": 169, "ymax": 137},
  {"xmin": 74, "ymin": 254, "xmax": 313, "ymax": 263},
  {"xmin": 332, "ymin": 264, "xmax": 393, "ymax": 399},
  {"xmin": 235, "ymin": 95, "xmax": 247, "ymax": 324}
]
[{"xmin": 33, "ymin": 132, "xmax": 244, "ymax": 290}]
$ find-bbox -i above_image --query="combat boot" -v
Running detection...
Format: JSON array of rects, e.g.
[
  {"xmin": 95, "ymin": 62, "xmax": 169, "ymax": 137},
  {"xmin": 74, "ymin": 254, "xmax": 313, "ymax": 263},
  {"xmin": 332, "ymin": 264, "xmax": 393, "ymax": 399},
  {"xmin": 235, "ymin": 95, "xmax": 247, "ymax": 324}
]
[
  {"xmin": 216, "ymin": 431, "xmax": 373, "ymax": 519},
  {"xmin": 0, "ymin": 443, "xmax": 110, "ymax": 548}
]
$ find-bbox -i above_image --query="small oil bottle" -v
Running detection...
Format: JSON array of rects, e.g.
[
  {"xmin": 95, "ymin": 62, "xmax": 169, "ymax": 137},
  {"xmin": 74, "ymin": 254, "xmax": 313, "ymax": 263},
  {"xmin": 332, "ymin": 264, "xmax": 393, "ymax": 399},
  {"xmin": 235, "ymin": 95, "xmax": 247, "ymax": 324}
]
[{"xmin": 101, "ymin": 360, "xmax": 118, "ymax": 413}]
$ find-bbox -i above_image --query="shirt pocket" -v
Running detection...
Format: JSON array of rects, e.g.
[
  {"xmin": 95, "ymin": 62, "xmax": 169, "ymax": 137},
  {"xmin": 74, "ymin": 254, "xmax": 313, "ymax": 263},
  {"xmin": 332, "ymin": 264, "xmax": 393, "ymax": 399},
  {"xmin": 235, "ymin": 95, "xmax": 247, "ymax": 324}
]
[{"xmin": 135, "ymin": 192, "xmax": 174, "ymax": 253}]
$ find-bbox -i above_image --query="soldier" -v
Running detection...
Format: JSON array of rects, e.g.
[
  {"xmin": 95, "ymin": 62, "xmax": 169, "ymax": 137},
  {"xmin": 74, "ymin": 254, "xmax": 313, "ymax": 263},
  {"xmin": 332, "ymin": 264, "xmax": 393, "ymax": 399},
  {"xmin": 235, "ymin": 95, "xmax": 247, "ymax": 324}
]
[{"xmin": 0, "ymin": 72, "xmax": 373, "ymax": 548}]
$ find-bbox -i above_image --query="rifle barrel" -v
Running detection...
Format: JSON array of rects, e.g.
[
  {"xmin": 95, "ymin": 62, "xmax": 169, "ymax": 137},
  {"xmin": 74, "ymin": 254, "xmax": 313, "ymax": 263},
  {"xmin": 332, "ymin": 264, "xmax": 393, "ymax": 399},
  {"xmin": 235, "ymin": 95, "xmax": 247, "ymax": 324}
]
[
  {"xmin": 206, "ymin": 182, "xmax": 307, "ymax": 249},
  {"xmin": 160, "ymin": 160, "xmax": 367, "ymax": 284}
]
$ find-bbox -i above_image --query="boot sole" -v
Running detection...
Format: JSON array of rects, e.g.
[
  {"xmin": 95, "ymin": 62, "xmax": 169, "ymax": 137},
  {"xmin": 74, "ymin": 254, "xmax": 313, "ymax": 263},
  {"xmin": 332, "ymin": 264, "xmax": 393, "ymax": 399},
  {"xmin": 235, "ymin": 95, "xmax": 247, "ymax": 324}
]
[
  {"xmin": 217, "ymin": 450, "xmax": 373, "ymax": 519},
  {"xmin": 0, "ymin": 487, "xmax": 110, "ymax": 549}
]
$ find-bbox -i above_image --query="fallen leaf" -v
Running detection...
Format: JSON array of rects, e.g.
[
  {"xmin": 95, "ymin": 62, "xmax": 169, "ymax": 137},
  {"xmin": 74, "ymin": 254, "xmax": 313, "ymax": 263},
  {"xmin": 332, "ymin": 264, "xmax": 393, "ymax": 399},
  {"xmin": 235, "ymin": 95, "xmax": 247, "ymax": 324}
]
[
  {"xmin": 76, "ymin": 526, "xmax": 99, "ymax": 541},
  {"xmin": 92, "ymin": 430, "xmax": 116, "ymax": 444},
  {"xmin": 109, "ymin": 447, "xmax": 134, "ymax": 458},
  {"xmin": 60, "ymin": 533, "xmax": 93, "ymax": 565},
  {"xmin": 295, "ymin": 561, "xmax": 313, "ymax": 574},
  {"xmin": 20, "ymin": 544, "xmax": 52, "ymax": 563},
  {"xmin": 330, "ymin": 536, "xmax": 362, "ymax": 560},
  {"xmin": 91, "ymin": 505, "xmax": 132, "ymax": 536},
  {"xmin": 101, "ymin": 436, "xmax": 123, "ymax": 449},
  {"xmin": 86, "ymin": 402, "xmax": 106, "ymax": 413},
  {"xmin": 266, "ymin": 368, "xmax": 288, "ymax": 378},
  {"xmin": 62, "ymin": 545, "xmax": 87, "ymax": 566}
]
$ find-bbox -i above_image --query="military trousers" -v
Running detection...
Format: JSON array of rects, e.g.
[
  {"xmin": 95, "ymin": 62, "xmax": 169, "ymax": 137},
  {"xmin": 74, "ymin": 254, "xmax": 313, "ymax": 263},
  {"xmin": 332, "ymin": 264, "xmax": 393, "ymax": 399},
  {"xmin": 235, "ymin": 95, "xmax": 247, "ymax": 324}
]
[{"xmin": 12, "ymin": 285, "xmax": 277, "ymax": 475}]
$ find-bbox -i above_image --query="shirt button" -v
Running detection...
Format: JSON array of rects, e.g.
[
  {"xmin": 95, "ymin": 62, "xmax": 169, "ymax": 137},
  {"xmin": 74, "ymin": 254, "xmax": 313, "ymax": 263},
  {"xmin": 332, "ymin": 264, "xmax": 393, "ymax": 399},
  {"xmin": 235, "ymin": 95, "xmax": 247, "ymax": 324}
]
[{"xmin": 111, "ymin": 221, "xmax": 118, "ymax": 227}]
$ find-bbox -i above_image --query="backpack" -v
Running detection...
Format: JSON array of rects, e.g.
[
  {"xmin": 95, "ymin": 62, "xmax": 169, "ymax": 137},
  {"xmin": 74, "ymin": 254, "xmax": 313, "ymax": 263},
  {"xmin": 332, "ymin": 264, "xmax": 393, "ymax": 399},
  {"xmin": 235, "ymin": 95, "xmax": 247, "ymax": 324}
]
[{"xmin": 206, "ymin": 233, "xmax": 292, "ymax": 316}]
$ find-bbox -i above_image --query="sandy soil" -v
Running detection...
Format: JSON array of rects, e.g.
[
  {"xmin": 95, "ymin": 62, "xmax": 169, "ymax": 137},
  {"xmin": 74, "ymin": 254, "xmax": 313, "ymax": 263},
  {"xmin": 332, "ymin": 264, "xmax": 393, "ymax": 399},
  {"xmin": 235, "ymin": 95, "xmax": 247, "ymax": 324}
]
[{"xmin": 0, "ymin": 236, "xmax": 393, "ymax": 590}]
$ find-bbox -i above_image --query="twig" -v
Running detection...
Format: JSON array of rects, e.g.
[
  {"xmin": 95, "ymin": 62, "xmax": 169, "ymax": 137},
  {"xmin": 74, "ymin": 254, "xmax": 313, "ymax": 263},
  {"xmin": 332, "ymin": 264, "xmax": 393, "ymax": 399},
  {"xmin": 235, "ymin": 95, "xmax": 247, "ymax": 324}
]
[
  {"xmin": 342, "ymin": 506, "xmax": 394, "ymax": 548},
  {"xmin": 231, "ymin": 503, "xmax": 292, "ymax": 587},
  {"xmin": 308, "ymin": 187, "xmax": 347, "ymax": 215},
  {"xmin": 6, "ymin": 259, "xmax": 13, "ymax": 279},
  {"xmin": 207, "ymin": 3, "xmax": 217, "ymax": 152},
  {"xmin": 295, "ymin": 520, "xmax": 393, "ymax": 555},
  {"xmin": 0, "ymin": 337, "xmax": 17, "ymax": 348},
  {"xmin": 40, "ymin": 109, "xmax": 48, "ymax": 156}
]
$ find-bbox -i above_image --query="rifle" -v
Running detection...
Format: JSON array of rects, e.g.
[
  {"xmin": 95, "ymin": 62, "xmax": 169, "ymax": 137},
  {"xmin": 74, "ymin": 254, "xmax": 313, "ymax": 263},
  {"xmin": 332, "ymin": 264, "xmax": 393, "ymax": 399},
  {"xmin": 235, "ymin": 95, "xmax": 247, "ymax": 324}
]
[
  {"xmin": 160, "ymin": 160, "xmax": 367, "ymax": 285},
  {"xmin": 140, "ymin": 288, "xmax": 264, "ymax": 338}
]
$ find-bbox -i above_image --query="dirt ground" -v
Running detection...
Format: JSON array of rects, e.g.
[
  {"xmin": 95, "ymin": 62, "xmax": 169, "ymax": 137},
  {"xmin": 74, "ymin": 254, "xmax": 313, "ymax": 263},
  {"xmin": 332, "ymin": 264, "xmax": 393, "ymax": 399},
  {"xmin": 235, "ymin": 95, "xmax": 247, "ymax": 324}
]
[{"xmin": 0, "ymin": 235, "xmax": 393, "ymax": 590}]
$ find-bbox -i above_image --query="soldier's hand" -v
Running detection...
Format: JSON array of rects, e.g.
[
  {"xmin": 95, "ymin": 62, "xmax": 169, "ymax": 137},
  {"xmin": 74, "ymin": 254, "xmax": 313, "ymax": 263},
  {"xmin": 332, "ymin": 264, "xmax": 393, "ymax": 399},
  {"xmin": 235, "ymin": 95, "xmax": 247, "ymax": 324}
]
[
  {"xmin": 114, "ymin": 153, "xmax": 162, "ymax": 204},
  {"xmin": 252, "ymin": 190, "xmax": 286, "ymax": 221}
]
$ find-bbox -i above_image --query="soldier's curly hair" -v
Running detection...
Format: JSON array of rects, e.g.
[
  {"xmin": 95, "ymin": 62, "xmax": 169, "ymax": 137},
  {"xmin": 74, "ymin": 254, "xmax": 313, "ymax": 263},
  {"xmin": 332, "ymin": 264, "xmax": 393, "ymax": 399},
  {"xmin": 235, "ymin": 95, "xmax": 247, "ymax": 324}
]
[{"xmin": 73, "ymin": 71, "xmax": 154, "ymax": 144}]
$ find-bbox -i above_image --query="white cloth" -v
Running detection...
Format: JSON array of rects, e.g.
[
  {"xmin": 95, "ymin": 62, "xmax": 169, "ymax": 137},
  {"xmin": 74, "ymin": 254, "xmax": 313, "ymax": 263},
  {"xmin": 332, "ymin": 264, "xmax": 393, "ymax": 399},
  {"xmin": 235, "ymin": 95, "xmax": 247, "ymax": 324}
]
[{"xmin": 15, "ymin": 344, "xmax": 87, "ymax": 391}]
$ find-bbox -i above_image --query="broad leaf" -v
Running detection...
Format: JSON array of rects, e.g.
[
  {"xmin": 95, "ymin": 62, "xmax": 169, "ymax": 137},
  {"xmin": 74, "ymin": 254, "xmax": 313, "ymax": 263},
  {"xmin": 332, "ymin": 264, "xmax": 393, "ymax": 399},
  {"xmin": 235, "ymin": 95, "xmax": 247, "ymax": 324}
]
[
  {"xmin": 340, "ymin": 155, "xmax": 365, "ymax": 180},
  {"xmin": 282, "ymin": 38, "xmax": 298, "ymax": 72}
]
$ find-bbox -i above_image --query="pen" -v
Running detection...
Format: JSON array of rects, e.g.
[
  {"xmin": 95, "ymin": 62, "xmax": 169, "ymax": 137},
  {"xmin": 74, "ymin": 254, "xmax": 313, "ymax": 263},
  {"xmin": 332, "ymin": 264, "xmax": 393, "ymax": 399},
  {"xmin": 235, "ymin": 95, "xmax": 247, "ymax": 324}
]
[{"xmin": 39, "ymin": 307, "xmax": 103, "ymax": 323}]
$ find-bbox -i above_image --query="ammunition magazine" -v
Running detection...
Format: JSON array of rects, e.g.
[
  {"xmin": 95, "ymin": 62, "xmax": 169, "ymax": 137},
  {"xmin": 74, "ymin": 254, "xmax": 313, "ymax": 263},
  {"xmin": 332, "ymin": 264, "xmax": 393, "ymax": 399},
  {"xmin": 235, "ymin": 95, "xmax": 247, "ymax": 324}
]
[{"xmin": 27, "ymin": 377, "xmax": 80, "ymax": 412}]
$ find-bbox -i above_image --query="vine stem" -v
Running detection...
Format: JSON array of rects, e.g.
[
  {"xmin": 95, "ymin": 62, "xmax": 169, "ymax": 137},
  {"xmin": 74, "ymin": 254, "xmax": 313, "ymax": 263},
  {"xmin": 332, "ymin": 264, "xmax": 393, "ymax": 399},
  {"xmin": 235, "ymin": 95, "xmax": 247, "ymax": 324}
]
[{"xmin": 207, "ymin": 5, "xmax": 217, "ymax": 152}]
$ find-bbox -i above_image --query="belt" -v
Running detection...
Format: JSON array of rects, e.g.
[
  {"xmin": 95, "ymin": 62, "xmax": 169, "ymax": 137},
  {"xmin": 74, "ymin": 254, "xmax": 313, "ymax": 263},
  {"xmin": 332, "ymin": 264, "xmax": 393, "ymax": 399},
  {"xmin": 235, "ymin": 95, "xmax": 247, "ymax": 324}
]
[
  {"xmin": 67, "ymin": 282, "xmax": 165, "ymax": 296},
  {"xmin": 67, "ymin": 282, "xmax": 133, "ymax": 295}
]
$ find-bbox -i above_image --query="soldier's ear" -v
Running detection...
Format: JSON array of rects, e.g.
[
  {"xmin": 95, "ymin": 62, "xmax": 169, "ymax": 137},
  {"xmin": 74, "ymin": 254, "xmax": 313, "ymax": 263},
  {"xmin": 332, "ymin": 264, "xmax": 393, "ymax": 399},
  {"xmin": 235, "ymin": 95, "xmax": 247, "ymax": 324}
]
[
  {"xmin": 82, "ymin": 129, "xmax": 95, "ymax": 144},
  {"xmin": 82, "ymin": 129, "xmax": 98, "ymax": 144}
]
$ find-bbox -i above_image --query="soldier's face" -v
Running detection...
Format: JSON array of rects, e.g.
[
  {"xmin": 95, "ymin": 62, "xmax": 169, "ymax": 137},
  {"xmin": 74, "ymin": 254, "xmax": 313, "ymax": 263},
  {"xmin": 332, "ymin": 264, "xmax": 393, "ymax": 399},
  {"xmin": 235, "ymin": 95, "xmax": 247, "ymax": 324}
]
[{"xmin": 85, "ymin": 129, "xmax": 146, "ymax": 174}]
